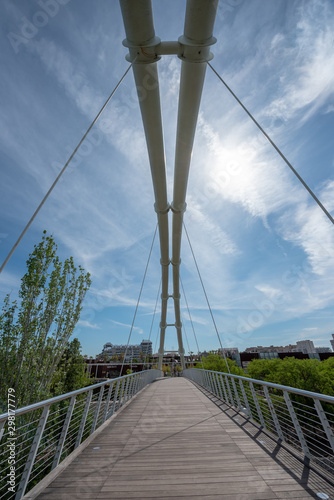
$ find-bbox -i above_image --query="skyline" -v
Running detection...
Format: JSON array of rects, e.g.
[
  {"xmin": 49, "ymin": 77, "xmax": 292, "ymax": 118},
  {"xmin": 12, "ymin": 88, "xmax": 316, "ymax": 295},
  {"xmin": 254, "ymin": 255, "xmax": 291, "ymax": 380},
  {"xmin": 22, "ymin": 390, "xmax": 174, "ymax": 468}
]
[{"xmin": 1, "ymin": 0, "xmax": 334, "ymax": 357}]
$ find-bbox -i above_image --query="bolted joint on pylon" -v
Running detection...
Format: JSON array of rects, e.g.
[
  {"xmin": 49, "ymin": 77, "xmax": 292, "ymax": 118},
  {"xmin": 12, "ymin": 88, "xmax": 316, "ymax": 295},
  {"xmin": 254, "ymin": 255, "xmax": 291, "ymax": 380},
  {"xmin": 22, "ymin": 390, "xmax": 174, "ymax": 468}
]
[
  {"xmin": 160, "ymin": 258, "xmax": 170, "ymax": 267},
  {"xmin": 178, "ymin": 35, "xmax": 216, "ymax": 63},
  {"xmin": 154, "ymin": 202, "xmax": 170, "ymax": 215},
  {"xmin": 170, "ymin": 201, "xmax": 187, "ymax": 214},
  {"xmin": 123, "ymin": 36, "xmax": 162, "ymax": 64}
]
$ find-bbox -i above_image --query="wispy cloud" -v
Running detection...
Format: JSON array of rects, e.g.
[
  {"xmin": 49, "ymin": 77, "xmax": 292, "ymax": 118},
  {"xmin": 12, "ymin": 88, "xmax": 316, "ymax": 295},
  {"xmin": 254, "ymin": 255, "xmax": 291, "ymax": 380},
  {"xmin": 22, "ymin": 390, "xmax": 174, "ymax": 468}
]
[
  {"xmin": 110, "ymin": 320, "xmax": 144, "ymax": 336},
  {"xmin": 77, "ymin": 320, "xmax": 101, "ymax": 330}
]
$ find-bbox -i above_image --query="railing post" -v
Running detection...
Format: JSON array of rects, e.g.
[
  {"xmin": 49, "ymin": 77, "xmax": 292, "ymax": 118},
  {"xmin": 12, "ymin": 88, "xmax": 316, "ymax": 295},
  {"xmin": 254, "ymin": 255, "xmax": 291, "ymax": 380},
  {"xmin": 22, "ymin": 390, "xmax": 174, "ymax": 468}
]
[
  {"xmin": 126, "ymin": 375, "xmax": 134, "ymax": 402},
  {"xmin": 216, "ymin": 374, "xmax": 224, "ymax": 399},
  {"xmin": 52, "ymin": 395, "xmax": 76, "ymax": 470},
  {"xmin": 314, "ymin": 398, "xmax": 334, "ymax": 455},
  {"xmin": 108, "ymin": 379, "xmax": 121, "ymax": 418},
  {"xmin": 263, "ymin": 386, "xmax": 284, "ymax": 441},
  {"xmin": 116, "ymin": 378, "xmax": 126, "ymax": 411},
  {"xmin": 206, "ymin": 371, "xmax": 212, "ymax": 391},
  {"xmin": 135, "ymin": 373, "xmax": 141, "ymax": 394},
  {"xmin": 135, "ymin": 373, "xmax": 142, "ymax": 393},
  {"xmin": 203, "ymin": 370, "xmax": 209, "ymax": 389},
  {"xmin": 132, "ymin": 373, "xmax": 138, "ymax": 395},
  {"xmin": 224, "ymin": 376, "xmax": 235, "ymax": 407},
  {"xmin": 102, "ymin": 382, "xmax": 115, "ymax": 423},
  {"xmin": 220, "ymin": 375, "xmax": 229, "ymax": 404},
  {"xmin": 239, "ymin": 379, "xmax": 253, "ymax": 419},
  {"xmin": 231, "ymin": 378, "xmax": 241, "ymax": 409},
  {"xmin": 122, "ymin": 377, "xmax": 131, "ymax": 406},
  {"xmin": 207, "ymin": 371, "xmax": 214, "ymax": 392},
  {"xmin": 283, "ymin": 390, "xmax": 310, "ymax": 459},
  {"xmin": 211, "ymin": 373, "xmax": 219, "ymax": 397},
  {"xmin": 16, "ymin": 405, "xmax": 50, "ymax": 500},
  {"xmin": 0, "ymin": 419, "xmax": 5, "ymax": 443},
  {"xmin": 75, "ymin": 389, "xmax": 92, "ymax": 449},
  {"xmin": 249, "ymin": 382, "xmax": 266, "ymax": 428},
  {"xmin": 91, "ymin": 386, "xmax": 105, "ymax": 434}
]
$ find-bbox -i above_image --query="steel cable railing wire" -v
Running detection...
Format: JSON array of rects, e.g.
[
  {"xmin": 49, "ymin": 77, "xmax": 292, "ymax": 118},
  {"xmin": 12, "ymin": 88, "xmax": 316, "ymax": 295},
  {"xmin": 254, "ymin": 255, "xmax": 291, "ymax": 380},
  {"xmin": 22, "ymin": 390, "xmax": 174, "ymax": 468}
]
[
  {"xmin": 0, "ymin": 371, "xmax": 160, "ymax": 499},
  {"xmin": 184, "ymin": 368, "xmax": 334, "ymax": 482}
]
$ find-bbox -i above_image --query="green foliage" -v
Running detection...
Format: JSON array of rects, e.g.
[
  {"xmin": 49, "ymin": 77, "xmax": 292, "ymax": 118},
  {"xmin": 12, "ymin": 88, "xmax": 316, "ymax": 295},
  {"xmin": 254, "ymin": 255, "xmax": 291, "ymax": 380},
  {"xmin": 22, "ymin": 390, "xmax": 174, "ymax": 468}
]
[
  {"xmin": 50, "ymin": 338, "xmax": 90, "ymax": 394},
  {"xmin": 0, "ymin": 231, "xmax": 91, "ymax": 409},
  {"xmin": 247, "ymin": 357, "xmax": 334, "ymax": 396},
  {"xmin": 195, "ymin": 353, "xmax": 245, "ymax": 376}
]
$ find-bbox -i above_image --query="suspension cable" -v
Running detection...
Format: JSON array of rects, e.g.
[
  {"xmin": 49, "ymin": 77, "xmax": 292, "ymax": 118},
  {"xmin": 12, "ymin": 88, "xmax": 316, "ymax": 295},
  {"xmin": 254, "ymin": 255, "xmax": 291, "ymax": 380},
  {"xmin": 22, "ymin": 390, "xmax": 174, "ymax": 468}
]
[
  {"xmin": 180, "ymin": 310, "xmax": 191, "ymax": 357},
  {"xmin": 0, "ymin": 60, "xmax": 136, "ymax": 276},
  {"xmin": 183, "ymin": 222, "xmax": 230, "ymax": 374},
  {"xmin": 143, "ymin": 277, "xmax": 161, "ymax": 369},
  {"xmin": 120, "ymin": 224, "xmax": 158, "ymax": 376},
  {"xmin": 180, "ymin": 275, "xmax": 204, "ymax": 369},
  {"xmin": 207, "ymin": 61, "xmax": 334, "ymax": 226},
  {"xmin": 153, "ymin": 324, "xmax": 160, "ymax": 367}
]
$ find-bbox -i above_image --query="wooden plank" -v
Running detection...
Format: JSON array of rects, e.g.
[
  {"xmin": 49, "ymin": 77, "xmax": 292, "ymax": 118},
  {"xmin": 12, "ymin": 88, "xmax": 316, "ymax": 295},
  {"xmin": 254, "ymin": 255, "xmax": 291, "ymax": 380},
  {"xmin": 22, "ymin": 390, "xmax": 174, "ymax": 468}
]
[{"xmin": 28, "ymin": 378, "xmax": 331, "ymax": 500}]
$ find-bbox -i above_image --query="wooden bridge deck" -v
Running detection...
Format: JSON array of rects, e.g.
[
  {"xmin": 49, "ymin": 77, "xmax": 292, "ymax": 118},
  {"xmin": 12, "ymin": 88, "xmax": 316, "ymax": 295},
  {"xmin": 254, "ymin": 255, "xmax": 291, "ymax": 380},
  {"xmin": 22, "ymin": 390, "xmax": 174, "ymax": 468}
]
[{"xmin": 25, "ymin": 378, "xmax": 333, "ymax": 500}]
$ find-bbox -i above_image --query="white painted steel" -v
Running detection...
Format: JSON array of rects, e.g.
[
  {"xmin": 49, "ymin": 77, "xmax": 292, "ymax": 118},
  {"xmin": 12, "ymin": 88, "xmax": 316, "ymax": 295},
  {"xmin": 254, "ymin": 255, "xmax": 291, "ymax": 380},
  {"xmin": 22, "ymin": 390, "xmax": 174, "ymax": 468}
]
[
  {"xmin": 0, "ymin": 370, "xmax": 160, "ymax": 500},
  {"xmin": 119, "ymin": 0, "xmax": 169, "ymax": 371},
  {"xmin": 15, "ymin": 406, "xmax": 50, "ymax": 500},
  {"xmin": 184, "ymin": 368, "xmax": 334, "ymax": 472},
  {"xmin": 120, "ymin": 0, "xmax": 218, "ymax": 369},
  {"xmin": 171, "ymin": 0, "xmax": 218, "ymax": 368},
  {"xmin": 314, "ymin": 399, "xmax": 334, "ymax": 455},
  {"xmin": 51, "ymin": 395, "xmax": 76, "ymax": 470},
  {"xmin": 263, "ymin": 385, "xmax": 284, "ymax": 442}
]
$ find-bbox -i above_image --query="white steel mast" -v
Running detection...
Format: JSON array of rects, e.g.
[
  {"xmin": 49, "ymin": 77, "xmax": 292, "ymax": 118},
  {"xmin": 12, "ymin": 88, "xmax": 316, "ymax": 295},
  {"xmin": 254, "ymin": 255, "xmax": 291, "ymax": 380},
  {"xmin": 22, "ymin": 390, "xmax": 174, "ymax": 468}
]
[{"xmin": 120, "ymin": 0, "xmax": 218, "ymax": 370}]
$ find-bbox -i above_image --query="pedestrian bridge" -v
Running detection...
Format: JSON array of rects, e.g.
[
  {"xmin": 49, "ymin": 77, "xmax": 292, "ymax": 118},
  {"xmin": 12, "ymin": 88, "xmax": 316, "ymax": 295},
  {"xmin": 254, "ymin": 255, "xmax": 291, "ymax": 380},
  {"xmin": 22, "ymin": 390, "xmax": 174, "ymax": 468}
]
[{"xmin": 1, "ymin": 369, "xmax": 334, "ymax": 500}]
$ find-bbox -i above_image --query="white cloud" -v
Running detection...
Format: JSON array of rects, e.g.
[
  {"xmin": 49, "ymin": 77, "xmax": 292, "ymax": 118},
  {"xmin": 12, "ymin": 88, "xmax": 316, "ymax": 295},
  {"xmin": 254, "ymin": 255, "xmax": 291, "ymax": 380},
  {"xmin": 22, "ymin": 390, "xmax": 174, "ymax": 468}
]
[
  {"xmin": 278, "ymin": 181, "xmax": 334, "ymax": 276},
  {"xmin": 264, "ymin": 1, "xmax": 334, "ymax": 123},
  {"xmin": 77, "ymin": 320, "xmax": 101, "ymax": 330},
  {"xmin": 110, "ymin": 320, "xmax": 144, "ymax": 335}
]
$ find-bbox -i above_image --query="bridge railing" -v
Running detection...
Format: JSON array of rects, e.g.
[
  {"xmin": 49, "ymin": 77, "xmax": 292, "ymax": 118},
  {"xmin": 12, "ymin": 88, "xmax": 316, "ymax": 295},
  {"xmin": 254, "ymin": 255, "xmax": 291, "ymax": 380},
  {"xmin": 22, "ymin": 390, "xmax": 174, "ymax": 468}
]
[
  {"xmin": 0, "ymin": 369, "xmax": 161, "ymax": 500},
  {"xmin": 184, "ymin": 368, "xmax": 334, "ymax": 475}
]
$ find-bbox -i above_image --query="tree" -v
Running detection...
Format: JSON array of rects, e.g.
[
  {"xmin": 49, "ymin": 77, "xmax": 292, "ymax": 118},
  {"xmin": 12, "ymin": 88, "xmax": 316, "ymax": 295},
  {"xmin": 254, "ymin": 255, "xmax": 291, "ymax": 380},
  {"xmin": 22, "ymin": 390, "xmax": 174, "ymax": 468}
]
[
  {"xmin": 50, "ymin": 338, "xmax": 90, "ymax": 395},
  {"xmin": 195, "ymin": 353, "xmax": 245, "ymax": 376},
  {"xmin": 246, "ymin": 357, "xmax": 326, "ymax": 393},
  {"xmin": 0, "ymin": 231, "xmax": 91, "ymax": 409}
]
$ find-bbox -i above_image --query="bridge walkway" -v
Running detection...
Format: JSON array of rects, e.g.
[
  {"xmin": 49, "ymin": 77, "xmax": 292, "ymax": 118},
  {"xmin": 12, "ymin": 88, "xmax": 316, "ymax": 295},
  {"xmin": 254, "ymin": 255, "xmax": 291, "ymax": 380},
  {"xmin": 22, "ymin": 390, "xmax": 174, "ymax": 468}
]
[{"xmin": 26, "ymin": 378, "xmax": 333, "ymax": 500}]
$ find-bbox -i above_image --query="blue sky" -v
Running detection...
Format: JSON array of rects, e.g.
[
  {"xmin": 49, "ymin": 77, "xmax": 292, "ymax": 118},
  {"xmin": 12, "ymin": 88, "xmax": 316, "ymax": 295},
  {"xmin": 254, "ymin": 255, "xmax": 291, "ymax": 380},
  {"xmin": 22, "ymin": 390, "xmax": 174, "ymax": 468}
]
[{"xmin": 0, "ymin": 0, "xmax": 334, "ymax": 357}]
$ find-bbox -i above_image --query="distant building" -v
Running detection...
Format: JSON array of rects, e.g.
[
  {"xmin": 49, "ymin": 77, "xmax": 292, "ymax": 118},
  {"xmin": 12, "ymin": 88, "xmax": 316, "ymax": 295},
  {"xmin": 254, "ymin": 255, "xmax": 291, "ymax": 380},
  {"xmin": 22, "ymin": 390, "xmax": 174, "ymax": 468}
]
[
  {"xmin": 330, "ymin": 334, "xmax": 334, "ymax": 352},
  {"xmin": 244, "ymin": 344, "xmax": 297, "ymax": 354},
  {"xmin": 296, "ymin": 340, "xmax": 316, "ymax": 354},
  {"xmin": 99, "ymin": 340, "xmax": 152, "ymax": 361},
  {"xmin": 315, "ymin": 347, "xmax": 332, "ymax": 354},
  {"xmin": 218, "ymin": 347, "xmax": 239, "ymax": 356}
]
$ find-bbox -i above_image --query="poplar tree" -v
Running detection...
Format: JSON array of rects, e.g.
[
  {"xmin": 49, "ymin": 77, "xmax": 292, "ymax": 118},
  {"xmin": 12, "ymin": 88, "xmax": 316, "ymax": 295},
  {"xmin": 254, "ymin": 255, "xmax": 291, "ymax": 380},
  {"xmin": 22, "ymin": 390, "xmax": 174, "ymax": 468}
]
[{"xmin": 0, "ymin": 231, "xmax": 91, "ymax": 409}]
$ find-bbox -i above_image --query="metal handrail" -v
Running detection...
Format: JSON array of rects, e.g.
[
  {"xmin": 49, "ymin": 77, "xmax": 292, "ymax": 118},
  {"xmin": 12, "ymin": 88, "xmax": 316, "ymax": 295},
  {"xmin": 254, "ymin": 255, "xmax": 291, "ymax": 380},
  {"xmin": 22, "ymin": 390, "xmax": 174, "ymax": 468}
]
[
  {"xmin": 185, "ymin": 368, "xmax": 334, "ymax": 404},
  {"xmin": 0, "ymin": 371, "xmax": 142, "ymax": 421},
  {"xmin": 183, "ymin": 368, "xmax": 334, "ymax": 478},
  {"xmin": 0, "ymin": 369, "xmax": 161, "ymax": 500}
]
